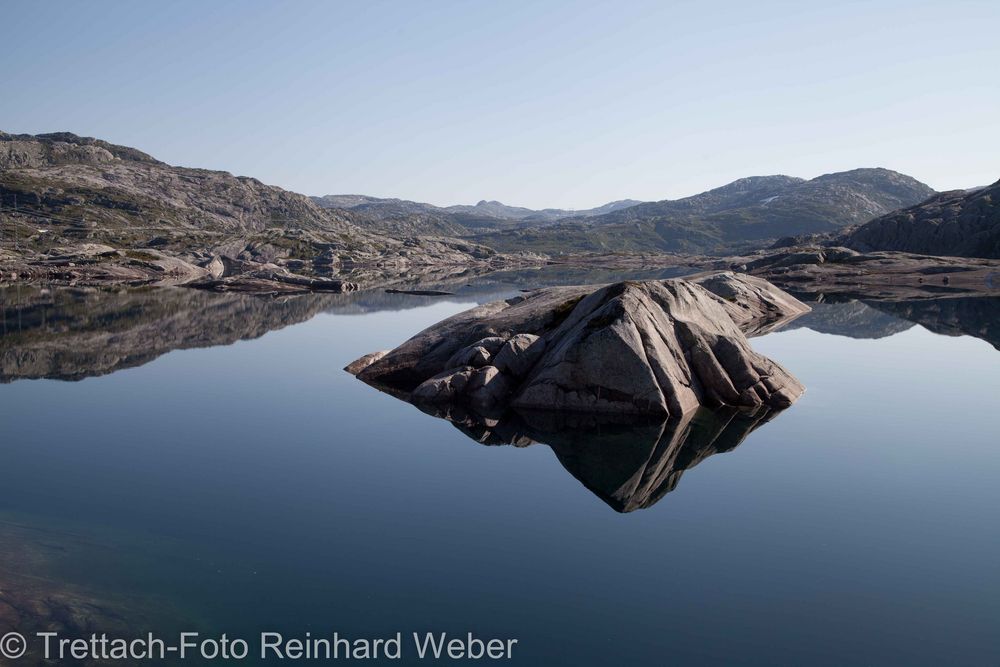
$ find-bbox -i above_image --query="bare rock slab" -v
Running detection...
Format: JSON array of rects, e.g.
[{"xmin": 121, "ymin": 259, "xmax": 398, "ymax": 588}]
[{"xmin": 348, "ymin": 273, "xmax": 809, "ymax": 416}]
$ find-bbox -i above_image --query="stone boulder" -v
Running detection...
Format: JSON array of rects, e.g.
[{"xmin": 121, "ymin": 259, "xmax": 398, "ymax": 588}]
[
  {"xmin": 492, "ymin": 334, "xmax": 546, "ymax": 378},
  {"xmin": 348, "ymin": 273, "xmax": 809, "ymax": 416},
  {"xmin": 446, "ymin": 336, "xmax": 508, "ymax": 368}
]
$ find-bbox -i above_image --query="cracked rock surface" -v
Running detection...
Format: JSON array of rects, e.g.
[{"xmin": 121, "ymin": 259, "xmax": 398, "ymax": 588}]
[{"xmin": 348, "ymin": 272, "xmax": 809, "ymax": 416}]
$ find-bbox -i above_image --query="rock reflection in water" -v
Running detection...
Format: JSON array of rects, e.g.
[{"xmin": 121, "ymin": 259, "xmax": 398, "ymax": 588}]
[
  {"xmin": 788, "ymin": 291, "xmax": 1000, "ymax": 350},
  {"xmin": 0, "ymin": 285, "xmax": 348, "ymax": 383},
  {"xmin": 415, "ymin": 404, "xmax": 782, "ymax": 513},
  {"xmin": 870, "ymin": 297, "xmax": 1000, "ymax": 351}
]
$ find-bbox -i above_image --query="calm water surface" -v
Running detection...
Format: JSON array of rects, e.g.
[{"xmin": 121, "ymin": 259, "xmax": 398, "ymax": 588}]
[{"xmin": 1, "ymin": 271, "xmax": 998, "ymax": 665}]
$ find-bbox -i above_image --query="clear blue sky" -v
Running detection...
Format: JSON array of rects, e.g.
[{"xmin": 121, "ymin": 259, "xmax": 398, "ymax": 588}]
[{"xmin": 2, "ymin": 0, "xmax": 997, "ymax": 208}]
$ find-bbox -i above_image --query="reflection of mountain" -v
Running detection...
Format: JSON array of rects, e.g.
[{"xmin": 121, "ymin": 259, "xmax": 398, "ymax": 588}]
[
  {"xmin": 416, "ymin": 404, "xmax": 781, "ymax": 512},
  {"xmin": 867, "ymin": 297, "xmax": 1000, "ymax": 351},
  {"xmin": 0, "ymin": 286, "xmax": 344, "ymax": 382},
  {"xmin": 782, "ymin": 292, "xmax": 1000, "ymax": 349},
  {"xmin": 785, "ymin": 296, "xmax": 915, "ymax": 339}
]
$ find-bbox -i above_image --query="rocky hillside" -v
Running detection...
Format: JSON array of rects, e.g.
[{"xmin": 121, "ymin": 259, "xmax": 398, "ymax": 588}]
[
  {"xmin": 472, "ymin": 169, "xmax": 935, "ymax": 255},
  {"xmin": 1, "ymin": 132, "xmax": 357, "ymax": 237},
  {"xmin": 841, "ymin": 180, "xmax": 1000, "ymax": 259},
  {"xmin": 0, "ymin": 132, "xmax": 519, "ymax": 284}
]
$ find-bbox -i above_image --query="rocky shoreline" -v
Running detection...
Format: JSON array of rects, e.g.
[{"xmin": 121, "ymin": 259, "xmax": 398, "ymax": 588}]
[
  {"xmin": 5, "ymin": 239, "xmax": 1000, "ymax": 300},
  {"xmin": 0, "ymin": 241, "xmax": 540, "ymax": 294},
  {"xmin": 726, "ymin": 246, "xmax": 1000, "ymax": 299}
]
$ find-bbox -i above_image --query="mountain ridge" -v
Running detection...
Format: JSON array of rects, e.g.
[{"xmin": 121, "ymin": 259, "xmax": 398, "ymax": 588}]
[
  {"xmin": 470, "ymin": 168, "xmax": 935, "ymax": 255},
  {"xmin": 311, "ymin": 192, "xmax": 645, "ymax": 236},
  {"xmin": 4, "ymin": 130, "xmax": 972, "ymax": 284}
]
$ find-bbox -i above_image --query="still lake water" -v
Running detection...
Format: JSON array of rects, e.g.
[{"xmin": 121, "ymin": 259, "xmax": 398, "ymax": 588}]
[{"xmin": 1, "ymin": 269, "xmax": 999, "ymax": 665}]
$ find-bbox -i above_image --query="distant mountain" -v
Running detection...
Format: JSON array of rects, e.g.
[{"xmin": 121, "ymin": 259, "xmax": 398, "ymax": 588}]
[
  {"xmin": 841, "ymin": 180, "xmax": 1000, "ymax": 259},
  {"xmin": 783, "ymin": 297, "xmax": 915, "ymax": 339},
  {"xmin": 312, "ymin": 194, "xmax": 392, "ymax": 209},
  {"xmin": 311, "ymin": 193, "xmax": 644, "ymax": 236},
  {"xmin": 582, "ymin": 199, "xmax": 647, "ymax": 217},
  {"xmin": 471, "ymin": 169, "xmax": 935, "ymax": 255},
  {"xmin": 445, "ymin": 198, "xmax": 643, "ymax": 222},
  {"xmin": 312, "ymin": 195, "xmax": 469, "ymax": 237},
  {"xmin": 445, "ymin": 199, "xmax": 540, "ymax": 220}
]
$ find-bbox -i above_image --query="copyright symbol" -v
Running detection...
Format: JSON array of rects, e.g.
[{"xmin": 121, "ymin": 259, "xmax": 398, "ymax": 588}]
[{"xmin": 1, "ymin": 632, "xmax": 27, "ymax": 659}]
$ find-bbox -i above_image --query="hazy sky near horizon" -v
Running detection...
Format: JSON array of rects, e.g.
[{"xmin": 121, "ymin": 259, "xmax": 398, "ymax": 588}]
[{"xmin": 2, "ymin": 0, "xmax": 998, "ymax": 209}]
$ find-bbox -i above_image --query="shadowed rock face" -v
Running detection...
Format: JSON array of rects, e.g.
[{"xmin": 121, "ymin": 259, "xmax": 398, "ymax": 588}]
[
  {"xmin": 841, "ymin": 180, "xmax": 1000, "ymax": 259},
  {"xmin": 353, "ymin": 273, "xmax": 810, "ymax": 416},
  {"xmin": 412, "ymin": 403, "xmax": 783, "ymax": 512}
]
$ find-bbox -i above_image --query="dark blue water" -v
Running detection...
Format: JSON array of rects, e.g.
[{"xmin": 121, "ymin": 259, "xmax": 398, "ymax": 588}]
[{"xmin": 1, "ymin": 279, "xmax": 999, "ymax": 665}]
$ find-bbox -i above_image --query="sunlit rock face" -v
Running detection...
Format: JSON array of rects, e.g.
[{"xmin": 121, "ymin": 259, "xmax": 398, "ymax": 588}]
[{"xmin": 349, "ymin": 272, "xmax": 809, "ymax": 416}]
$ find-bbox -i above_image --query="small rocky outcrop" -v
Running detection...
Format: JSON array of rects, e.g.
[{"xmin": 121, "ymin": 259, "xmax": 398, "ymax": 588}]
[{"xmin": 348, "ymin": 273, "xmax": 809, "ymax": 416}]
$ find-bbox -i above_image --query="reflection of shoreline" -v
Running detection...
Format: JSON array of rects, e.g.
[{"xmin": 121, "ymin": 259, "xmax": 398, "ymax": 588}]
[
  {"xmin": 0, "ymin": 286, "xmax": 343, "ymax": 383},
  {"xmin": 415, "ymin": 404, "xmax": 783, "ymax": 513}
]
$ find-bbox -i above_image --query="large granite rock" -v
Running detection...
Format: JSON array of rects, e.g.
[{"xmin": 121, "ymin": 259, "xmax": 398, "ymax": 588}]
[{"xmin": 350, "ymin": 273, "xmax": 809, "ymax": 416}]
